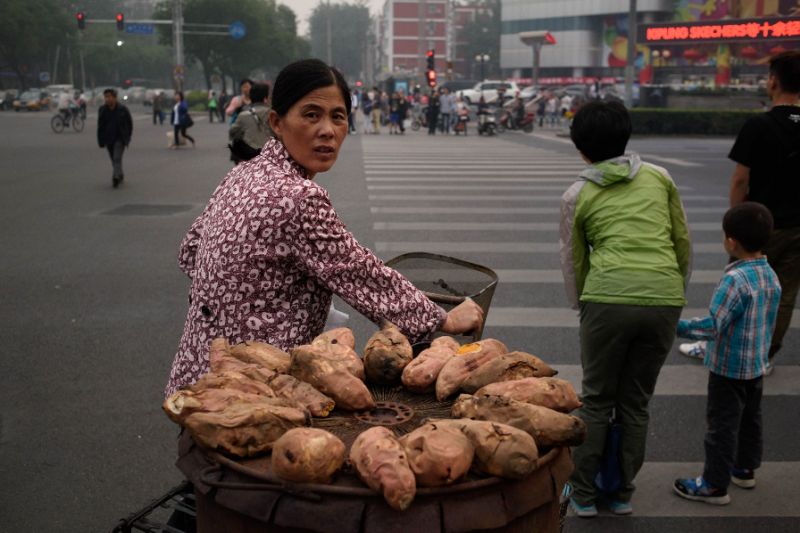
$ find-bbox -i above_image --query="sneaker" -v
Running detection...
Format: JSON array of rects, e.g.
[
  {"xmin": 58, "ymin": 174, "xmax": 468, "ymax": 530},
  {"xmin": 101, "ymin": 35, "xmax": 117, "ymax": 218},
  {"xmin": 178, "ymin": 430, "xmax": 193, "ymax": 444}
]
[
  {"xmin": 560, "ymin": 482, "xmax": 573, "ymax": 504},
  {"xmin": 570, "ymin": 498, "xmax": 598, "ymax": 518},
  {"xmin": 609, "ymin": 500, "xmax": 633, "ymax": 515},
  {"xmin": 112, "ymin": 176, "xmax": 120, "ymax": 188},
  {"xmin": 731, "ymin": 468, "xmax": 756, "ymax": 489},
  {"xmin": 679, "ymin": 341, "xmax": 706, "ymax": 360},
  {"xmin": 673, "ymin": 476, "xmax": 730, "ymax": 505}
]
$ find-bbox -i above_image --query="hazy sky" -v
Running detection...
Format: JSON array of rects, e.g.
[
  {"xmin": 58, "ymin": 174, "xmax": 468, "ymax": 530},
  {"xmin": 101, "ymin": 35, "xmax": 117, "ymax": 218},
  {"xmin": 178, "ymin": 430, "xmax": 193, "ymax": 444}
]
[{"xmin": 286, "ymin": 0, "xmax": 385, "ymax": 35}]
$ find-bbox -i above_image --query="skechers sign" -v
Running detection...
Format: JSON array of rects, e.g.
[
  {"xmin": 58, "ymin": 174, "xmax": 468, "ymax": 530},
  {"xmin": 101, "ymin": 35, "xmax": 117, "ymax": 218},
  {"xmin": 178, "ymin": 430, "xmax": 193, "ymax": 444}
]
[{"xmin": 639, "ymin": 17, "xmax": 800, "ymax": 45}]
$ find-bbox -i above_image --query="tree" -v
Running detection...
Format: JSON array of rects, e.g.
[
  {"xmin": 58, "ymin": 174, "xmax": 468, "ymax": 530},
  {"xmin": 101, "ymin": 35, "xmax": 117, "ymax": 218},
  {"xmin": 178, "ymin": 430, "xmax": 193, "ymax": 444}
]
[
  {"xmin": 308, "ymin": 2, "xmax": 371, "ymax": 79},
  {"xmin": 458, "ymin": 0, "xmax": 501, "ymax": 79}
]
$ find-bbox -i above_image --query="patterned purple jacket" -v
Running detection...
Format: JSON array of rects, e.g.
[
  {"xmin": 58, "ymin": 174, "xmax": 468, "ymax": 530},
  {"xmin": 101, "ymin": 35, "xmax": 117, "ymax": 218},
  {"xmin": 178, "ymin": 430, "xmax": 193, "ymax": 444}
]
[{"xmin": 165, "ymin": 139, "xmax": 447, "ymax": 397}]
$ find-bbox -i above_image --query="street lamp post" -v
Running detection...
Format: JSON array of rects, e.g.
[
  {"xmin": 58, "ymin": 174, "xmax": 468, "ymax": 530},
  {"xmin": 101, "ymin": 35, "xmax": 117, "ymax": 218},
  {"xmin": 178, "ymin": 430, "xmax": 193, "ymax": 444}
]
[{"xmin": 475, "ymin": 54, "xmax": 490, "ymax": 98}]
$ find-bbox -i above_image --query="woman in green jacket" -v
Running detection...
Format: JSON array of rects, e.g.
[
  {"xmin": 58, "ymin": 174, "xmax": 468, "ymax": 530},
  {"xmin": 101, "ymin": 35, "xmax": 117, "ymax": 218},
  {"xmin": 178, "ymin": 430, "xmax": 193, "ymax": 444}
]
[{"xmin": 560, "ymin": 101, "xmax": 692, "ymax": 517}]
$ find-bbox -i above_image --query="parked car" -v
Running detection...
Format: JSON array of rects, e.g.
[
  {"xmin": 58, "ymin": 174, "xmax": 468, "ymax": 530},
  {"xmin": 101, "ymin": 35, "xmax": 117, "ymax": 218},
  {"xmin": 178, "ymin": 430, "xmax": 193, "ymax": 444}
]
[
  {"xmin": 122, "ymin": 86, "xmax": 147, "ymax": 104},
  {"xmin": 13, "ymin": 90, "xmax": 50, "ymax": 111},
  {"xmin": 440, "ymin": 79, "xmax": 478, "ymax": 94},
  {"xmin": 0, "ymin": 89, "xmax": 19, "ymax": 110},
  {"xmin": 458, "ymin": 80, "xmax": 521, "ymax": 104}
]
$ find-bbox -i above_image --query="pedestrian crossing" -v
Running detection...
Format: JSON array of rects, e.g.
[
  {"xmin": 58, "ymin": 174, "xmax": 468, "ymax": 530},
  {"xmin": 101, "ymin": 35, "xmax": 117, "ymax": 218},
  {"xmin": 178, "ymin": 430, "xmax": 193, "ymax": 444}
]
[{"xmin": 360, "ymin": 132, "xmax": 799, "ymax": 524}]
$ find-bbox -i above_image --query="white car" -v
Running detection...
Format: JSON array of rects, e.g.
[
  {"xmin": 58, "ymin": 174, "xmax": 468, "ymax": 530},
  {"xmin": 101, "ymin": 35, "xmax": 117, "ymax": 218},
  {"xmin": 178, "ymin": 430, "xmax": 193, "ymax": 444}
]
[{"xmin": 458, "ymin": 80, "xmax": 521, "ymax": 104}]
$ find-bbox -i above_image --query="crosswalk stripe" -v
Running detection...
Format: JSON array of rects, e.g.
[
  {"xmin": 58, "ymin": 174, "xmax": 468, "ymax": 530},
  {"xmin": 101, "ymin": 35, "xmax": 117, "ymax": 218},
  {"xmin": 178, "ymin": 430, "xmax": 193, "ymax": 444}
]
[
  {"xmin": 366, "ymin": 177, "xmax": 579, "ymax": 183},
  {"xmin": 365, "ymin": 170, "xmax": 581, "ymax": 176},
  {"xmin": 486, "ymin": 307, "xmax": 800, "ymax": 329},
  {"xmin": 370, "ymin": 206, "xmax": 722, "ymax": 214},
  {"xmin": 553, "ymin": 364, "xmax": 799, "ymax": 396},
  {"xmin": 376, "ymin": 241, "xmax": 723, "ymax": 254},
  {"xmin": 374, "ymin": 221, "xmax": 723, "ymax": 232},
  {"xmin": 641, "ymin": 153, "xmax": 704, "ymax": 168},
  {"xmin": 389, "ymin": 268, "xmax": 724, "ymax": 284},
  {"xmin": 369, "ymin": 194, "xmax": 726, "ymax": 202},
  {"xmin": 368, "ymin": 185, "xmax": 575, "ymax": 191}
]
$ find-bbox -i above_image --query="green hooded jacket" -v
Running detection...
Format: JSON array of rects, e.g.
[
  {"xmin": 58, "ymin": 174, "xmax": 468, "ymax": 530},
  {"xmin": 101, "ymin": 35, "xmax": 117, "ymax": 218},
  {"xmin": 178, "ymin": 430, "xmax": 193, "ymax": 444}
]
[{"xmin": 560, "ymin": 153, "xmax": 692, "ymax": 308}]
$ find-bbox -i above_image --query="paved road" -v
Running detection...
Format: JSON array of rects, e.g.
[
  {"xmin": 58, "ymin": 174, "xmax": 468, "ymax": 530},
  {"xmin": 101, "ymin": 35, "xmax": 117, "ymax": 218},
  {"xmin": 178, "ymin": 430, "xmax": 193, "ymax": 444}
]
[{"xmin": 0, "ymin": 109, "xmax": 797, "ymax": 532}]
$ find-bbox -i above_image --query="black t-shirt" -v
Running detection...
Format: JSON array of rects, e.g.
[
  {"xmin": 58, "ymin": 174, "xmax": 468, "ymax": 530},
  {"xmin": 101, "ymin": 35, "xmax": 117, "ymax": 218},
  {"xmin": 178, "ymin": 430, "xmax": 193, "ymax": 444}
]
[{"xmin": 729, "ymin": 105, "xmax": 800, "ymax": 228}]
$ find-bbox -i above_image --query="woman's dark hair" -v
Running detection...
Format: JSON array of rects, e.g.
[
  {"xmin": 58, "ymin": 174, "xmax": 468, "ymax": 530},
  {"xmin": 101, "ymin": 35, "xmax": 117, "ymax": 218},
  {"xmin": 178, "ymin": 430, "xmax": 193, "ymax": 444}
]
[
  {"xmin": 271, "ymin": 59, "xmax": 351, "ymax": 117},
  {"xmin": 570, "ymin": 100, "xmax": 632, "ymax": 163},
  {"xmin": 723, "ymin": 202, "xmax": 774, "ymax": 253},
  {"xmin": 240, "ymin": 78, "xmax": 254, "ymax": 88},
  {"xmin": 769, "ymin": 51, "xmax": 800, "ymax": 94},
  {"xmin": 176, "ymin": 91, "xmax": 184, "ymax": 101},
  {"xmin": 250, "ymin": 83, "xmax": 270, "ymax": 103}
]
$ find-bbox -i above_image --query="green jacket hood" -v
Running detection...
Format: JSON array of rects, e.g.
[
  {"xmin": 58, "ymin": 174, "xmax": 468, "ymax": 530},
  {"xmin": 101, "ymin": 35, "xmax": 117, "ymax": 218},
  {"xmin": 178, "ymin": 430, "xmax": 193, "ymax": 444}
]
[{"xmin": 578, "ymin": 153, "xmax": 642, "ymax": 187}]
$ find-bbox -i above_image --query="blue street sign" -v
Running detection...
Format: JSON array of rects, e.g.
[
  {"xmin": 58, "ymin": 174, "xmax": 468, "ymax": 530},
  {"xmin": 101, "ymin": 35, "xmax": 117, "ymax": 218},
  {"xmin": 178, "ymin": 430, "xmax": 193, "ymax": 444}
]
[
  {"xmin": 125, "ymin": 23, "xmax": 154, "ymax": 35},
  {"xmin": 229, "ymin": 21, "xmax": 246, "ymax": 40},
  {"xmin": 39, "ymin": 71, "xmax": 50, "ymax": 83}
]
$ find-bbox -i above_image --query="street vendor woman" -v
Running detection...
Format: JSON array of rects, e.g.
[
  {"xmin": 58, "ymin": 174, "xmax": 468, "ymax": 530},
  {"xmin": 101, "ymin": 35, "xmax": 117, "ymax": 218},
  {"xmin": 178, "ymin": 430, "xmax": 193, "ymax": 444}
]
[{"xmin": 165, "ymin": 59, "xmax": 483, "ymax": 397}]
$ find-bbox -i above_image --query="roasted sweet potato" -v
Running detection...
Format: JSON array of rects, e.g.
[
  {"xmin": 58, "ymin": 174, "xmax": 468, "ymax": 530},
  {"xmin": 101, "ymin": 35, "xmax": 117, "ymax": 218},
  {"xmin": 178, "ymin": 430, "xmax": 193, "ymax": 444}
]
[
  {"xmin": 188, "ymin": 371, "xmax": 276, "ymax": 397},
  {"xmin": 400, "ymin": 422, "xmax": 474, "ymax": 487},
  {"xmin": 163, "ymin": 388, "xmax": 271, "ymax": 424},
  {"xmin": 268, "ymin": 374, "xmax": 335, "ymax": 417},
  {"xmin": 401, "ymin": 337, "xmax": 460, "ymax": 393},
  {"xmin": 291, "ymin": 343, "xmax": 365, "ymax": 380},
  {"xmin": 435, "ymin": 339, "xmax": 508, "ymax": 401},
  {"xmin": 290, "ymin": 348, "xmax": 375, "ymax": 411},
  {"xmin": 363, "ymin": 322, "xmax": 413, "ymax": 385},
  {"xmin": 183, "ymin": 401, "xmax": 310, "ymax": 457},
  {"xmin": 271, "ymin": 428, "xmax": 346, "ymax": 484},
  {"xmin": 312, "ymin": 328, "xmax": 356, "ymax": 350},
  {"xmin": 229, "ymin": 341, "xmax": 291, "ymax": 373},
  {"xmin": 350, "ymin": 427, "xmax": 416, "ymax": 511},
  {"xmin": 475, "ymin": 377, "xmax": 582, "ymax": 413},
  {"xmin": 451, "ymin": 394, "xmax": 586, "ymax": 447},
  {"xmin": 461, "ymin": 351, "xmax": 557, "ymax": 394},
  {"xmin": 434, "ymin": 419, "xmax": 538, "ymax": 479}
]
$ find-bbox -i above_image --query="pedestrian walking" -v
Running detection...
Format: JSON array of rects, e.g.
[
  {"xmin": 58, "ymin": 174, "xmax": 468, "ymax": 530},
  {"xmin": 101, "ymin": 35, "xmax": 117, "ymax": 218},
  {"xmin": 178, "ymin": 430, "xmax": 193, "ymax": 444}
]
[
  {"xmin": 371, "ymin": 87, "xmax": 382, "ymax": 133},
  {"xmin": 439, "ymin": 87, "xmax": 453, "ymax": 134},
  {"xmin": 152, "ymin": 91, "xmax": 164, "ymax": 125},
  {"xmin": 226, "ymin": 78, "xmax": 253, "ymax": 124},
  {"xmin": 673, "ymin": 202, "xmax": 780, "ymax": 506},
  {"xmin": 388, "ymin": 91, "xmax": 401, "ymax": 134},
  {"xmin": 217, "ymin": 90, "xmax": 228, "ymax": 123},
  {"xmin": 349, "ymin": 89, "xmax": 359, "ymax": 134},
  {"xmin": 560, "ymin": 101, "xmax": 691, "ymax": 518},
  {"xmin": 170, "ymin": 91, "xmax": 195, "ymax": 149},
  {"xmin": 680, "ymin": 51, "xmax": 800, "ymax": 374},
  {"xmin": 228, "ymin": 83, "xmax": 273, "ymax": 164},
  {"xmin": 397, "ymin": 89, "xmax": 408, "ymax": 134},
  {"xmin": 545, "ymin": 94, "xmax": 559, "ymax": 127},
  {"xmin": 208, "ymin": 91, "xmax": 218, "ymax": 123},
  {"xmin": 97, "ymin": 88, "xmax": 133, "ymax": 188},
  {"xmin": 361, "ymin": 91, "xmax": 373, "ymax": 134},
  {"xmin": 427, "ymin": 89, "xmax": 441, "ymax": 135}
]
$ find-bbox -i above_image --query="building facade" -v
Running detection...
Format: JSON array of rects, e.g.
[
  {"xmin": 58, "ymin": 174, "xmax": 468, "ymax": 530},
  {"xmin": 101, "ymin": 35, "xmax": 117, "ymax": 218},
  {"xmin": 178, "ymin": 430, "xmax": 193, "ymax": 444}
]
[{"xmin": 378, "ymin": 0, "xmax": 451, "ymax": 77}]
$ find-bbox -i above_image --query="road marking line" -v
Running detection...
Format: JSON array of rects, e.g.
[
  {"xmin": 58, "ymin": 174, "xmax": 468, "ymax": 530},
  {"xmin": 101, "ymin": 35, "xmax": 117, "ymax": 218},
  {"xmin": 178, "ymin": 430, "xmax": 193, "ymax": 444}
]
[
  {"xmin": 376, "ymin": 241, "xmax": 723, "ymax": 254},
  {"xmin": 374, "ymin": 221, "xmax": 723, "ymax": 231},
  {"xmin": 391, "ymin": 268, "xmax": 723, "ymax": 284},
  {"xmin": 370, "ymin": 206, "xmax": 719, "ymax": 214},
  {"xmin": 365, "ymin": 170, "xmax": 580, "ymax": 176},
  {"xmin": 368, "ymin": 185, "xmax": 572, "ymax": 191},
  {"xmin": 366, "ymin": 177, "xmax": 577, "ymax": 183},
  {"xmin": 369, "ymin": 194, "xmax": 726, "ymax": 202},
  {"xmin": 642, "ymin": 153, "xmax": 704, "ymax": 168}
]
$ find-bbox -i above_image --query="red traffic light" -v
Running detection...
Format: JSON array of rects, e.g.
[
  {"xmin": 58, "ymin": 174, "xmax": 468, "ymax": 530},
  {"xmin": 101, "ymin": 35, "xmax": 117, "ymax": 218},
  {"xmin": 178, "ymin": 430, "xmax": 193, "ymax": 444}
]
[
  {"xmin": 426, "ymin": 69, "xmax": 437, "ymax": 87},
  {"xmin": 76, "ymin": 11, "xmax": 85, "ymax": 30},
  {"xmin": 116, "ymin": 12, "xmax": 124, "ymax": 31},
  {"xmin": 426, "ymin": 49, "xmax": 434, "ymax": 58}
]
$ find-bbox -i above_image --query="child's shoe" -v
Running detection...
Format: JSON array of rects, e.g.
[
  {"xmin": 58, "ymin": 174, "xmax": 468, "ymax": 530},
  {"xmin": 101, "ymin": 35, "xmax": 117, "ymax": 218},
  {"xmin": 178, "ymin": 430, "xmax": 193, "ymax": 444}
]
[
  {"xmin": 673, "ymin": 476, "xmax": 731, "ymax": 505},
  {"xmin": 731, "ymin": 468, "xmax": 756, "ymax": 489},
  {"xmin": 570, "ymin": 498, "xmax": 598, "ymax": 518},
  {"xmin": 678, "ymin": 341, "xmax": 706, "ymax": 359},
  {"xmin": 609, "ymin": 500, "xmax": 633, "ymax": 515}
]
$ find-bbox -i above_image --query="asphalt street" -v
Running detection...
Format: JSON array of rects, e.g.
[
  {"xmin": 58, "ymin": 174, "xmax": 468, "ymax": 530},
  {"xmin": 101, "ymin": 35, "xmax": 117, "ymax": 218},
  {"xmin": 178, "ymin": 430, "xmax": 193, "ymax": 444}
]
[{"xmin": 0, "ymin": 108, "xmax": 797, "ymax": 532}]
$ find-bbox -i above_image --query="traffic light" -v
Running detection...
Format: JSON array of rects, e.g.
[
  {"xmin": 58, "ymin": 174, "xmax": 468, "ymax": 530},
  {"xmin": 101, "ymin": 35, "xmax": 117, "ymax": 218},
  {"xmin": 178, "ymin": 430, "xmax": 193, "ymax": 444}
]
[
  {"xmin": 76, "ymin": 11, "xmax": 86, "ymax": 30},
  {"xmin": 116, "ymin": 12, "xmax": 124, "ymax": 31},
  {"xmin": 426, "ymin": 49, "xmax": 435, "ymax": 71},
  {"xmin": 426, "ymin": 69, "xmax": 437, "ymax": 88}
]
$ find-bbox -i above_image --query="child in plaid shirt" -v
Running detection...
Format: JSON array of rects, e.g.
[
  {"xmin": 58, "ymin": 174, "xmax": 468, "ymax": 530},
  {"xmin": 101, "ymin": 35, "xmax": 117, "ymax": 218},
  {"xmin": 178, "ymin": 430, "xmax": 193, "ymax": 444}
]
[{"xmin": 673, "ymin": 202, "xmax": 781, "ymax": 505}]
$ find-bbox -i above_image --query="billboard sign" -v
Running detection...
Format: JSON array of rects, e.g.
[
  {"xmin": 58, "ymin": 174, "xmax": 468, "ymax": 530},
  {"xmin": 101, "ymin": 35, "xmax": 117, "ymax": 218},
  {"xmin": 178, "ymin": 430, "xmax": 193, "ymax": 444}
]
[{"xmin": 640, "ymin": 17, "xmax": 800, "ymax": 45}]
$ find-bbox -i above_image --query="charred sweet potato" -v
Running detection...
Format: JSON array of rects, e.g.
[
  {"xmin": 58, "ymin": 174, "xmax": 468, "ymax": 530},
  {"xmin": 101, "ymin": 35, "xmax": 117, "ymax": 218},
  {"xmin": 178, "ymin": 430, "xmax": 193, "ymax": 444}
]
[
  {"xmin": 290, "ymin": 348, "xmax": 375, "ymax": 411},
  {"xmin": 435, "ymin": 339, "xmax": 508, "ymax": 401},
  {"xmin": 163, "ymin": 388, "xmax": 271, "ymax": 424},
  {"xmin": 188, "ymin": 371, "xmax": 276, "ymax": 397},
  {"xmin": 399, "ymin": 422, "xmax": 474, "ymax": 487},
  {"xmin": 229, "ymin": 341, "xmax": 291, "ymax": 373},
  {"xmin": 183, "ymin": 401, "xmax": 310, "ymax": 457},
  {"xmin": 291, "ymin": 343, "xmax": 365, "ymax": 380},
  {"xmin": 475, "ymin": 377, "xmax": 582, "ymax": 413},
  {"xmin": 363, "ymin": 322, "xmax": 413, "ymax": 385},
  {"xmin": 271, "ymin": 428, "xmax": 346, "ymax": 484},
  {"xmin": 434, "ymin": 419, "xmax": 538, "ymax": 479},
  {"xmin": 460, "ymin": 351, "xmax": 557, "ymax": 394},
  {"xmin": 312, "ymin": 328, "xmax": 356, "ymax": 350},
  {"xmin": 350, "ymin": 427, "xmax": 416, "ymax": 511},
  {"xmin": 401, "ymin": 337, "xmax": 460, "ymax": 393},
  {"xmin": 268, "ymin": 374, "xmax": 335, "ymax": 417},
  {"xmin": 451, "ymin": 394, "xmax": 586, "ymax": 447}
]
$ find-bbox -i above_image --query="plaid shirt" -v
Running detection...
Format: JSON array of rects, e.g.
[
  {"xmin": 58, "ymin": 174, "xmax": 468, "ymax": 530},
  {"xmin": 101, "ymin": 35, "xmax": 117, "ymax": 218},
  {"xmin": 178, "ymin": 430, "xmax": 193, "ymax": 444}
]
[{"xmin": 677, "ymin": 257, "xmax": 781, "ymax": 380}]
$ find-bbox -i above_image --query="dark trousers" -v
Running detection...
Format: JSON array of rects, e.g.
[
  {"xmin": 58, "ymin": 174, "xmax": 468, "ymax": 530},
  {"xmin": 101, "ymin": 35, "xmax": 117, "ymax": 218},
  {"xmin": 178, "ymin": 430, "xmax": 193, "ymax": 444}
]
[
  {"xmin": 208, "ymin": 109, "xmax": 216, "ymax": 123},
  {"xmin": 174, "ymin": 125, "xmax": 194, "ymax": 146},
  {"xmin": 570, "ymin": 302, "xmax": 681, "ymax": 505},
  {"xmin": 440, "ymin": 112, "xmax": 451, "ymax": 133},
  {"xmin": 764, "ymin": 226, "xmax": 800, "ymax": 360},
  {"xmin": 153, "ymin": 109, "xmax": 163, "ymax": 125},
  {"xmin": 427, "ymin": 113, "xmax": 438, "ymax": 135},
  {"xmin": 106, "ymin": 140, "xmax": 125, "ymax": 179},
  {"xmin": 703, "ymin": 372, "xmax": 763, "ymax": 490}
]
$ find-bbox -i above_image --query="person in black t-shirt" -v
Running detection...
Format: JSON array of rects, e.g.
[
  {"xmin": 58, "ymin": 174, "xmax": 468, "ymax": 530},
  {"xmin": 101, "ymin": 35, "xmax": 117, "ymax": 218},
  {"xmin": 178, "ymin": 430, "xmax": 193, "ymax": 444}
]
[{"xmin": 728, "ymin": 51, "xmax": 800, "ymax": 369}]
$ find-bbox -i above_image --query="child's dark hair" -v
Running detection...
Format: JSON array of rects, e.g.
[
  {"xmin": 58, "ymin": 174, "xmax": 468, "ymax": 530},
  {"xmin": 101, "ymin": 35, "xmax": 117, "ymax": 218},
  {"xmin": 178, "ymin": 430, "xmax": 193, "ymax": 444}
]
[
  {"xmin": 271, "ymin": 59, "xmax": 351, "ymax": 117},
  {"xmin": 249, "ymin": 83, "xmax": 270, "ymax": 103},
  {"xmin": 570, "ymin": 101, "xmax": 631, "ymax": 163},
  {"xmin": 769, "ymin": 51, "xmax": 800, "ymax": 94},
  {"xmin": 723, "ymin": 202, "xmax": 774, "ymax": 253}
]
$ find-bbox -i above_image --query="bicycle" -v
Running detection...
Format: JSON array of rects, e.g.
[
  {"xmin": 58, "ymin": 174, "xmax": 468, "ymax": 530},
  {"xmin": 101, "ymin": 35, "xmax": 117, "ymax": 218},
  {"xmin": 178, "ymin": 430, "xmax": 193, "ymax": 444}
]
[{"xmin": 51, "ymin": 107, "xmax": 84, "ymax": 133}]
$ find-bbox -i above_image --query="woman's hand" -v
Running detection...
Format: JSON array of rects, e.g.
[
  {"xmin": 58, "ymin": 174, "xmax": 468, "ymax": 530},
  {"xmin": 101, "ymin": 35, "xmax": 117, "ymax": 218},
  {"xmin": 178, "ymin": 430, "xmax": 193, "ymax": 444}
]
[{"xmin": 440, "ymin": 298, "xmax": 484, "ymax": 335}]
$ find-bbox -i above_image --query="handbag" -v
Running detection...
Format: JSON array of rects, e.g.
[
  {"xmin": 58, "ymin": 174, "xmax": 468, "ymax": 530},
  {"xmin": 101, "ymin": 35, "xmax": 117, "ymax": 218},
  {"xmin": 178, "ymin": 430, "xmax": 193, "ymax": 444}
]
[
  {"xmin": 594, "ymin": 409, "xmax": 622, "ymax": 494},
  {"xmin": 184, "ymin": 113, "xmax": 194, "ymax": 128}
]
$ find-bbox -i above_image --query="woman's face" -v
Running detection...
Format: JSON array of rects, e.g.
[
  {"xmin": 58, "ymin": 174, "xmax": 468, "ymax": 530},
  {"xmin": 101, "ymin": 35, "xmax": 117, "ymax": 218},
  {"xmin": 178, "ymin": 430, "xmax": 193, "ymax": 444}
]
[{"xmin": 269, "ymin": 85, "xmax": 349, "ymax": 179}]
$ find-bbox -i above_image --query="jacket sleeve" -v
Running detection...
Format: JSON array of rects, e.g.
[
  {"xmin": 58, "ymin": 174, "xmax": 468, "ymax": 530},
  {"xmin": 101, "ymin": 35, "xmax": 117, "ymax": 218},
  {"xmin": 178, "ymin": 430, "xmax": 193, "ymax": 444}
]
[
  {"xmin": 560, "ymin": 181, "xmax": 588, "ymax": 309},
  {"xmin": 291, "ymin": 191, "xmax": 447, "ymax": 343},
  {"xmin": 677, "ymin": 275, "xmax": 743, "ymax": 340},
  {"xmin": 178, "ymin": 214, "xmax": 203, "ymax": 279},
  {"xmin": 124, "ymin": 107, "xmax": 133, "ymax": 145},
  {"xmin": 663, "ymin": 168, "xmax": 693, "ymax": 289},
  {"xmin": 97, "ymin": 107, "xmax": 104, "ymax": 147}
]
